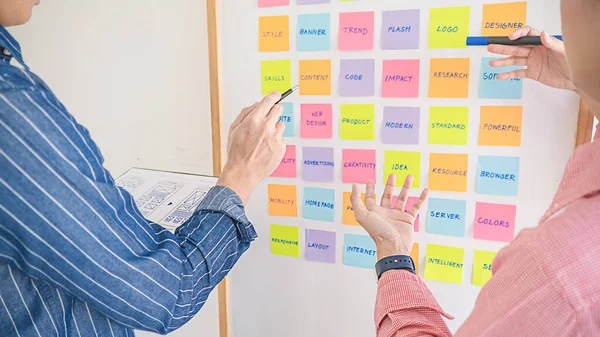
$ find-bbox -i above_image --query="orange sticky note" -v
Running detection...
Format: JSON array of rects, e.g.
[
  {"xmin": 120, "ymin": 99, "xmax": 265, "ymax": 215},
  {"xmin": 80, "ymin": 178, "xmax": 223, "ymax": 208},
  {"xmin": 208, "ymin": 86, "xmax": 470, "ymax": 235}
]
[
  {"xmin": 268, "ymin": 184, "xmax": 298, "ymax": 217},
  {"xmin": 428, "ymin": 58, "xmax": 470, "ymax": 98},
  {"xmin": 482, "ymin": 2, "xmax": 527, "ymax": 36},
  {"xmin": 429, "ymin": 153, "xmax": 468, "ymax": 192},
  {"xmin": 259, "ymin": 16, "xmax": 290, "ymax": 52},
  {"xmin": 479, "ymin": 106, "xmax": 523, "ymax": 146},
  {"xmin": 411, "ymin": 243, "xmax": 420, "ymax": 275},
  {"xmin": 342, "ymin": 192, "xmax": 375, "ymax": 226},
  {"xmin": 299, "ymin": 59, "xmax": 331, "ymax": 96}
]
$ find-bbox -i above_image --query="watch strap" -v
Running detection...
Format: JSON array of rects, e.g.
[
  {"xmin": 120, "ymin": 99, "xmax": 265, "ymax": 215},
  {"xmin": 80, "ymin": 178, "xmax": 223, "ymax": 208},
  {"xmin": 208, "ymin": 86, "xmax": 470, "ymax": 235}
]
[{"xmin": 375, "ymin": 255, "xmax": 416, "ymax": 280}]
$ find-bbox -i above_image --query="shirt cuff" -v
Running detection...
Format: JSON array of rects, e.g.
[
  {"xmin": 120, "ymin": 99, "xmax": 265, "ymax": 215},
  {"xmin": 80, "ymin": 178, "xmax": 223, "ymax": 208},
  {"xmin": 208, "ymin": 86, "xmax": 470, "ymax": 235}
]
[{"xmin": 196, "ymin": 186, "xmax": 257, "ymax": 242}]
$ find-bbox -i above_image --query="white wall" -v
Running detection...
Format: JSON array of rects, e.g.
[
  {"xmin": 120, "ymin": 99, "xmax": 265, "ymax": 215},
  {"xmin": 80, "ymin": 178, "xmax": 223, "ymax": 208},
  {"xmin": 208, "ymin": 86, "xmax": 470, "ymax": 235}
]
[{"xmin": 9, "ymin": 2, "xmax": 220, "ymax": 337}]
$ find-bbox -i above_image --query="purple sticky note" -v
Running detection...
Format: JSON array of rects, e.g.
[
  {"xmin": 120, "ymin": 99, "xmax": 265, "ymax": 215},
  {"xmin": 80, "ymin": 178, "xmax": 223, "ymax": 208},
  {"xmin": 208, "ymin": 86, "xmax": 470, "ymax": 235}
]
[
  {"xmin": 302, "ymin": 147, "xmax": 334, "ymax": 182},
  {"xmin": 305, "ymin": 229, "xmax": 336, "ymax": 263},
  {"xmin": 297, "ymin": 0, "xmax": 330, "ymax": 4},
  {"xmin": 381, "ymin": 10, "xmax": 420, "ymax": 50},
  {"xmin": 339, "ymin": 59, "xmax": 375, "ymax": 97},
  {"xmin": 382, "ymin": 107, "xmax": 420, "ymax": 144}
]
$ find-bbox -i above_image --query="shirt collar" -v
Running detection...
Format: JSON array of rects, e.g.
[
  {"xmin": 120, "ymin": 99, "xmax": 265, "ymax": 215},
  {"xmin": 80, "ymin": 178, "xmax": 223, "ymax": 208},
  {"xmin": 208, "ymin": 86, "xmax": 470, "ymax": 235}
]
[{"xmin": 0, "ymin": 25, "xmax": 28, "ymax": 70}]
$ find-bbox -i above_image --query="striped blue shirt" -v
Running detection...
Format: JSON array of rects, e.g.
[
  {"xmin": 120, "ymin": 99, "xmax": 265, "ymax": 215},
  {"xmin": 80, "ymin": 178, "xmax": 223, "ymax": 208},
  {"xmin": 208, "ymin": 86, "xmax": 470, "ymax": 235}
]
[{"xmin": 0, "ymin": 26, "xmax": 257, "ymax": 336}]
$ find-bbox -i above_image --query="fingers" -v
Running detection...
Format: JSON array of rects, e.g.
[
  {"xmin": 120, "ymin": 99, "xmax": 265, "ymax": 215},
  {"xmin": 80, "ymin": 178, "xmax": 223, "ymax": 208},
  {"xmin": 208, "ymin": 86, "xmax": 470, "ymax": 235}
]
[
  {"xmin": 274, "ymin": 121, "xmax": 286, "ymax": 138},
  {"xmin": 380, "ymin": 174, "xmax": 396, "ymax": 208},
  {"xmin": 394, "ymin": 175, "xmax": 414, "ymax": 211},
  {"xmin": 230, "ymin": 102, "xmax": 259, "ymax": 130},
  {"xmin": 407, "ymin": 188, "xmax": 429, "ymax": 218},
  {"xmin": 489, "ymin": 56, "xmax": 528, "ymax": 68},
  {"xmin": 265, "ymin": 103, "xmax": 284, "ymax": 126},
  {"xmin": 351, "ymin": 183, "xmax": 368, "ymax": 221},
  {"xmin": 496, "ymin": 69, "xmax": 529, "ymax": 81},
  {"xmin": 364, "ymin": 180, "xmax": 376, "ymax": 209},
  {"xmin": 252, "ymin": 91, "xmax": 281, "ymax": 119},
  {"xmin": 509, "ymin": 26, "xmax": 541, "ymax": 40},
  {"xmin": 487, "ymin": 44, "xmax": 532, "ymax": 57},
  {"xmin": 541, "ymin": 31, "xmax": 564, "ymax": 52}
]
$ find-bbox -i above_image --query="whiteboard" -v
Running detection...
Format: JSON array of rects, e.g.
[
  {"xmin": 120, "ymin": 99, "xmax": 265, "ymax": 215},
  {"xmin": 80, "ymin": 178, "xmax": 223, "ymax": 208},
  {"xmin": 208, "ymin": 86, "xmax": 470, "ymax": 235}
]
[{"xmin": 220, "ymin": 1, "xmax": 580, "ymax": 336}]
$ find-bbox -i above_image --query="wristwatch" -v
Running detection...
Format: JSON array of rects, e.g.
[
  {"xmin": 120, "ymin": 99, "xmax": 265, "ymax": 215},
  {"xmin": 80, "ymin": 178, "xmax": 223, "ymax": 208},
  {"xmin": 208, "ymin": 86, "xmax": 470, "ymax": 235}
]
[{"xmin": 374, "ymin": 255, "xmax": 416, "ymax": 283}]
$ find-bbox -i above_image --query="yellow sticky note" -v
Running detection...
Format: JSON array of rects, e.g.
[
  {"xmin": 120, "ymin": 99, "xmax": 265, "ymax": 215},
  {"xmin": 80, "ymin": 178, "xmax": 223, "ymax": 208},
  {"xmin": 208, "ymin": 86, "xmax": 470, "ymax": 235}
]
[
  {"xmin": 342, "ymin": 192, "xmax": 376, "ymax": 226},
  {"xmin": 429, "ymin": 153, "xmax": 468, "ymax": 192},
  {"xmin": 472, "ymin": 250, "xmax": 497, "ymax": 286},
  {"xmin": 299, "ymin": 59, "xmax": 331, "ymax": 96},
  {"xmin": 429, "ymin": 7, "xmax": 470, "ymax": 49},
  {"xmin": 261, "ymin": 60, "xmax": 292, "ymax": 95},
  {"xmin": 429, "ymin": 58, "xmax": 470, "ymax": 98},
  {"xmin": 425, "ymin": 244, "xmax": 464, "ymax": 284},
  {"xmin": 479, "ymin": 106, "xmax": 523, "ymax": 146},
  {"xmin": 268, "ymin": 184, "xmax": 298, "ymax": 217},
  {"xmin": 259, "ymin": 15, "xmax": 290, "ymax": 52},
  {"xmin": 340, "ymin": 104, "xmax": 375, "ymax": 140},
  {"xmin": 482, "ymin": 2, "xmax": 527, "ymax": 36},
  {"xmin": 429, "ymin": 107, "xmax": 469, "ymax": 145},
  {"xmin": 384, "ymin": 151, "xmax": 420, "ymax": 188},
  {"xmin": 270, "ymin": 224, "xmax": 300, "ymax": 257},
  {"xmin": 411, "ymin": 243, "xmax": 420, "ymax": 275}
]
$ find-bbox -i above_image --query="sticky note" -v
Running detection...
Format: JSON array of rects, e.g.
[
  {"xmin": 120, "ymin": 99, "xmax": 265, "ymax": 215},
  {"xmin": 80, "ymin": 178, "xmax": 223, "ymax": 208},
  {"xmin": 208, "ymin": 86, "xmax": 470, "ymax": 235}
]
[
  {"xmin": 301, "ymin": 104, "xmax": 332, "ymax": 138},
  {"xmin": 259, "ymin": 0, "xmax": 289, "ymax": 7},
  {"xmin": 339, "ymin": 59, "xmax": 375, "ymax": 97},
  {"xmin": 479, "ymin": 106, "xmax": 523, "ymax": 146},
  {"xmin": 428, "ymin": 7, "xmax": 470, "ymax": 49},
  {"xmin": 268, "ymin": 184, "xmax": 298, "ymax": 217},
  {"xmin": 258, "ymin": 16, "xmax": 290, "ymax": 52},
  {"xmin": 429, "ymin": 58, "xmax": 470, "ymax": 98},
  {"xmin": 425, "ymin": 244, "xmax": 464, "ymax": 284},
  {"xmin": 303, "ymin": 187, "xmax": 335, "ymax": 222},
  {"xmin": 298, "ymin": 0, "xmax": 330, "ymax": 4},
  {"xmin": 338, "ymin": 11, "xmax": 375, "ymax": 51},
  {"xmin": 381, "ymin": 60, "xmax": 420, "ymax": 98},
  {"xmin": 299, "ymin": 59, "xmax": 331, "ymax": 96},
  {"xmin": 342, "ymin": 149, "xmax": 376, "ymax": 184},
  {"xmin": 305, "ymin": 229, "xmax": 336, "ymax": 263},
  {"xmin": 381, "ymin": 10, "xmax": 420, "ymax": 50},
  {"xmin": 297, "ymin": 13, "xmax": 331, "ymax": 51},
  {"xmin": 343, "ymin": 233, "xmax": 377, "ymax": 269},
  {"xmin": 429, "ymin": 153, "xmax": 468, "ymax": 192},
  {"xmin": 476, "ymin": 156, "xmax": 520, "ymax": 196},
  {"xmin": 473, "ymin": 250, "xmax": 497, "ymax": 286},
  {"xmin": 391, "ymin": 195, "xmax": 420, "ymax": 232},
  {"xmin": 480, "ymin": 57, "xmax": 524, "ymax": 99},
  {"xmin": 342, "ymin": 192, "xmax": 375, "ymax": 226},
  {"xmin": 340, "ymin": 104, "xmax": 375, "ymax": 140},
  {"xmin": 482, "ymin": 2, "xmax": 527, "ymax": 36},
  {"xmin": 474, "ymin": 202, "xmax": 517, "ymax": 242},
  {"xmin": 426, "ymin": 198, "xmax": 466, "ymax": 237},
  {"xmin": 302, "ymin": 147, "xmax": 334, "ymax": 182},
  {"xmin": 271, "ymin": 145, "xmax": 297, "ymax": 178},
  {"xmin": 429, "ymin": 106, "xmax": 469, "ymax": 145},
  {"xmin": 381, "ymin": 107, "xmax": 420, "ymax": 145},
  {"xmin": 384, "ymin": 151, "xmax": 420, "ymax": 188},
  {"xmin": 270, "ymin": 224, "xmax": 300, "ymax": 257},
  {"xmin": 261, "ymin": 60, "xmax": 292, "ymax": 95},
  {"xmin": 279, "ymin": 102, "xmax": 294, "ymax": 137},
  {"xmin": 411, "ymin": 243, "xmax": 420, "ymax": 275}
]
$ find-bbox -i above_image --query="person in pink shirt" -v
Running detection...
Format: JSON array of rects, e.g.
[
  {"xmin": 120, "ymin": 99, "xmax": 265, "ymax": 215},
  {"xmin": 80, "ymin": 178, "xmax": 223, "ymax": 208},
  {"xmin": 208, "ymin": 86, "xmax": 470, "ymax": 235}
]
[{"xmin": 350, "ymin": 2, "xmax": 600, "ymax": 335}]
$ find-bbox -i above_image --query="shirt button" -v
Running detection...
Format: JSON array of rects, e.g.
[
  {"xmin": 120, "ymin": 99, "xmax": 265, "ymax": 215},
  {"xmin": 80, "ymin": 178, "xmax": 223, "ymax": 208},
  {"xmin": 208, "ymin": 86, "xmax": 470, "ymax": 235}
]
[{"xmin": 2, "ymin": 49, "xmax": 10, "ymax": 56}]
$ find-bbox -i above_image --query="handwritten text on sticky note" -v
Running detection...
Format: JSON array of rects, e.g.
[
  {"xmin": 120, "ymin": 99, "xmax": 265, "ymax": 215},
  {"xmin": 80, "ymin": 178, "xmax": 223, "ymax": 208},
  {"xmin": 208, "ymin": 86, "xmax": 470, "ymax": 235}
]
[
  {"xmin": 473, "ymin": 250, "xmax": 497, "ymax": 286},
  {"xmin": 381, "ymin": 107, "xmax": 420, "ymax": 145},
  {"xmin": 343, "ymin": 234, "xmax": 377, "ymax": 269},
  {"xmin": 342, "ymin": 149, "xmax": 376, "ymax": 184},
  {"xmin": 474, "ymin": 202, "xmax": 516, "ymax": 242},
  {"xmin": 304, "ymin": 187, "xmax": 335, "ymax": 222},
  {"xmin": 268, "ymin": 184, "xmax": 298, "ymax": 217},
  {"xmin": 302, "ymin": 147, "xmax": 334, "ymax": 182},
  {"xmin": 270, "ymin": 224, "xmax": 300, "ymax": 257},
  {"xmin": 429, "ymin": 106, "xmax": 469, "ymax": 145},
  {"xmin": 428, "ymin": 7, "xmax": 470, "ymax": 49},
  {"xmin": 279, "ymin": 102, "xmax": 294, "ymax": 137},
  {"xmin": 425, "ymin": 244, "xmax": 464, "ymax": 284},
  {"xmin": 482, "ymin": 2, "xmax": 527, "ymax": 36},
  {"xmin": 381, "ymin": 9, "xmax": 420, "ymax": 50},
  {"xmin": 429, "ymin": 153, "xmax": 468, "ymax": 192},
  {"xmin": 339, "ymin": 59, "xmax": 375, "ymax": 97},
  {"xmin": 480, "ymin": 57, "xmax": 524, "ymax": 99},
  {"xmin": 340, "ymin": 104, "xmax": 375, "ymax": 140},
  {"xmin": 479, "ymin": 106, "xmax": 523, "ymax": 146},
  {"xmin": 305, "ymin": 229, "xmax": 336, "ymax": 263},
  {"xmin": 426, "ymin": 198, "xmax": 467, "ymax": 237},
  {"xmin": 382, "ymin": 60, "xmax": 420, "ymax": 98},
  {"xmin": 271, "ymin": 145, "xmax": 297, "ymax": 178},
  {"xmin": 261, "ymin": 60, "xmax": 292, "ymax": 95},
  {"xmin": 259, "ymin": 15, "xmax": 290, "ymax": 52},
  {"xmin": 476, "ymin": 156, "xmax": 520, "ymax": 196},
  {"xmin": 338, "ymin": 11, "xmax": 375, "ymax": 51},
  {"xmin": 384, "ymin": 151, "xmax": 420, "ymax": 188},
  {"xmin": 429, "ymin": 58, "xmax": 470, "ymax": 98},
  {"xmin": 299, "ymin": 59, "xmax": 331, "ymax": 96},
  {"xmin": 301, "ymin": 104, "xmax": 332, "ymax": 139},
  {"xmin": 297, "ymin": 13, "xmax": 330, "ymax": 51}
]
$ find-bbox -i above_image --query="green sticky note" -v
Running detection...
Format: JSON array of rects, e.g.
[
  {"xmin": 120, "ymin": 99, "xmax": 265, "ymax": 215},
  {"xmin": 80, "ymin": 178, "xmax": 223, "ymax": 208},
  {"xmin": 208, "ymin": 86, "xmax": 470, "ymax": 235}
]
[
  {"xmin": 340, "ymin": 104, "xmax": 375, "ymax": 140},
  {"xmin": 428, "ymin": 6, "xmax": 470, "ymax": 49},
  {"xmin": 424, "ymin": 244, "xmax": 464, "ymax": 284},
  {"xmin": 383, "ymin": 151, "xmax": 420, "ymax": 187},
  {"xmin": 429, "ymin": 106, "xmax": 469, "ymax": 145},
  {"xmin": 270, "ymin": 224, "xmax": 300, "ymax": 257},
  {"xmin": 472, "ymin": 250, "xmax": 496, "ymax": 286},
  {"xmin": 261, "ymin": 60, "xmax": 292, "ymax": 95}
]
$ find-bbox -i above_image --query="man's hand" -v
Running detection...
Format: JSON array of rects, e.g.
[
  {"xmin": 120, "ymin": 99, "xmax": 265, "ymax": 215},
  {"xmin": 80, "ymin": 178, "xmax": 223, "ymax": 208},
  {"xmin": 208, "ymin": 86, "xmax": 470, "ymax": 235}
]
[
  {"xmin": 351, "ymin": 174, "xmax": 429, "ymax": 260},
  {"xmin": 217, "ymin": 92, "xmax": 286, "ymax": 205}
]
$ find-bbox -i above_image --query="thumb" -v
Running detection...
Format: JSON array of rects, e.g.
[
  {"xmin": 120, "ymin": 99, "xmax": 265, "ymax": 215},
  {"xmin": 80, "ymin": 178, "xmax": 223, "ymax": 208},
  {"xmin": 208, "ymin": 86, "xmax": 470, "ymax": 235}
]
[
  {"xmin": 350, "ymin": 183, "xmax": 368, "ymax": 222},
  {"xmin": 541, "ymin": 31, "xmax": 564, "ymax": 52}
]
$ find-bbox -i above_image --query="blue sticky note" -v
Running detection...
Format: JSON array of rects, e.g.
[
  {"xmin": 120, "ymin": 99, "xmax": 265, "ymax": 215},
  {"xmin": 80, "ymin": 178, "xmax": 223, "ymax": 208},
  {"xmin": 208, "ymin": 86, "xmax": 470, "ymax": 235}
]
[
  {"xmin": 343, "ymin": 233, "xmax": 377, "ymax": 269},
  {"xmin": 279, "ymin": 103, "xmax": 294, "ymax": 137},
  {"xmin": 297, "ymin": 13, "xmax": 331, "ymax": 51},
  {"xmin": 426, "ymin": 198, "xmax": 467, "ymax": 237},
  {"xmin": 303, "ymin": 187, "xmax": 335, "ymax": 222},
  {"xmin": 476, "ymin": 156, "xmax": 520, "ymax": 196},
  {"xmin": 479, "ymin": 57, "xmax": 524, "ymax": 99}
]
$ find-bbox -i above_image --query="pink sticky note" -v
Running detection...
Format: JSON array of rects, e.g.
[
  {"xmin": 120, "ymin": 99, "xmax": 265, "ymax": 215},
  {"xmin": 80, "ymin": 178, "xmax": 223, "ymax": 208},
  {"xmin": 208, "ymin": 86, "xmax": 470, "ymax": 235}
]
[
  {"xmin": 271, "ymin": 145, "xmax": 297, "ymax": 177},
  {"xmin": 301, "ymin": 104, "xmax": 332, "ymax": 138},
  {"xmin": 258, "ymin": 0, "xmax": 289, "ymax": 7},
  {"xmin": 338, "ymin": 12, "xmax": 375, "ymax": 51},
  {"xmin": 342, "ymin": 149, "xmax": 376, "ymax": 184},
  {"xmin": 474, "ymin": 202, "xmax": 516, "ymax": 242},
  {"xmin": 382, "ymin": 60, "xmax": 420, "ymax": 98},
  {"xmin": 391, "ymin": 196, "xmax": 421, "ymax": 232}
]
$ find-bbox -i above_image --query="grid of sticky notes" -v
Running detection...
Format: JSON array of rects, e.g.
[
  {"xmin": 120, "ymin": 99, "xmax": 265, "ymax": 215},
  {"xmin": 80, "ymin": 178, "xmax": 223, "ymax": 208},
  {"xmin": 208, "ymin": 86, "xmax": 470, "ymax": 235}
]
[{"xmin": 260, "ymin": 1, "xmax": 526, "ymax": 285}]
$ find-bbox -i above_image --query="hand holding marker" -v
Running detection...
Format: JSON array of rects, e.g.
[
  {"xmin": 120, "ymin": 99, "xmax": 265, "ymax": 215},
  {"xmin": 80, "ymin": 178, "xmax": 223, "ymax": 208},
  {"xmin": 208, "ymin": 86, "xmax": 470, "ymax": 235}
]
[
  {"xmin": 275, "ymin": 85, "xmax": 299, "ymax": 105},
  {"xmin": 467, "ymin": 35, "xmax": 562, "ymax": 46}
]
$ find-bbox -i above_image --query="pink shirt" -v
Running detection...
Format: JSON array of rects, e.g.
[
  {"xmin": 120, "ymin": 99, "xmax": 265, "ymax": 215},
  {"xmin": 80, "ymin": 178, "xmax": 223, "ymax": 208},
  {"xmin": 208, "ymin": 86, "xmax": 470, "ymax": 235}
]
[{"xmin": 375, "ymin": 124, "xmax": 600, "ymax": 337}]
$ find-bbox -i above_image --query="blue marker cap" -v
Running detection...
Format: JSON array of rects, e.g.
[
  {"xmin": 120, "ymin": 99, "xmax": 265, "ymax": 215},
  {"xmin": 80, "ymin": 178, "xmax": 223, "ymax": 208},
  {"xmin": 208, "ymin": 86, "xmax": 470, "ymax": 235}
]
[{"xmin": 466, "ymin": 36, "xmax": 488, "ymax": 46}]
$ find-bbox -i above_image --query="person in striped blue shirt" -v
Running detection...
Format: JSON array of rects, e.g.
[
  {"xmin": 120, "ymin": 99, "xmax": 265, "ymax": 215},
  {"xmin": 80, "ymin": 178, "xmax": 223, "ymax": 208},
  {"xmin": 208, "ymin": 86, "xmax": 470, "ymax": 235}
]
[{"xmin": 0, "ymin": 1, "xmax": 287, "ymax": 336}]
